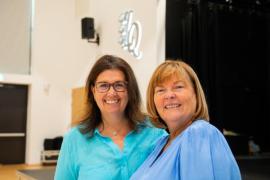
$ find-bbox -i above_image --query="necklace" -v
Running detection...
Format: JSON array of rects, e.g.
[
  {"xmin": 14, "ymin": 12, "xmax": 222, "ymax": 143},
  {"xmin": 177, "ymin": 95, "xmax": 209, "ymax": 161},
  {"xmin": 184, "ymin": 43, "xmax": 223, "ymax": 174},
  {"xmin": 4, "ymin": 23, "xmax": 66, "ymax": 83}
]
[
  {"xmin": 109, "ymin": 126, "xmax": 122, "ymax": 137},
  {"xmin": 112, "ymin": 131, "xmax": 118, "ymax": 136},
  {"xmin": 101, "ymin": 124, "xmax": 121, "ymax": 137},
  {"xmin": 101, "ymin": 119, "xmax": 129, "ymax": 137}
]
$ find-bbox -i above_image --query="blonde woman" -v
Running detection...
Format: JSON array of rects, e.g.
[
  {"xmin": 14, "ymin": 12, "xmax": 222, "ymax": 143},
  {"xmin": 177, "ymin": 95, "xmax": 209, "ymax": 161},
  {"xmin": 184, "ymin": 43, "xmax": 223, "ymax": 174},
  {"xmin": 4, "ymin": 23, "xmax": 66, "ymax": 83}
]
[{"xmin": 131, "ymin": 60, "xmax": 241, "ymax": 180}]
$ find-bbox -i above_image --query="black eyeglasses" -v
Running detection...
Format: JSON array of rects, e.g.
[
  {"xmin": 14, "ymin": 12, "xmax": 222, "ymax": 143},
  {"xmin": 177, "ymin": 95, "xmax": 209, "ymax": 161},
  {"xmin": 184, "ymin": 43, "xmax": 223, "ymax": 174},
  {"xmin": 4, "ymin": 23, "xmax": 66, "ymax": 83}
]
[{"xmin": 95, "ymin": 81, "xmax": 128, "ymax": 93}]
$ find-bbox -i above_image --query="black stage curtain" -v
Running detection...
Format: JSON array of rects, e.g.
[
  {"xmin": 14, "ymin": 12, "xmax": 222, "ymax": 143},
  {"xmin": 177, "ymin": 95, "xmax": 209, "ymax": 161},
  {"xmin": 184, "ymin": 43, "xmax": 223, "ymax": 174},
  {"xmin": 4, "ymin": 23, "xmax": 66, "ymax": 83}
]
[{"xmin": 166, "ymin": 0, "xmax": 270, "ymax": 153}]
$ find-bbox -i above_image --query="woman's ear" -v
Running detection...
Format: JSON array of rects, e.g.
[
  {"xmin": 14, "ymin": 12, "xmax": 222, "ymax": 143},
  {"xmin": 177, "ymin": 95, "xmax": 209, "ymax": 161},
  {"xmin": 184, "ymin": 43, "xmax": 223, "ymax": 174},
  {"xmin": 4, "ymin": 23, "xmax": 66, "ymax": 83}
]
[{"xmin": 91, "ymin": 85, "xmax": 95, "ymax": 94}]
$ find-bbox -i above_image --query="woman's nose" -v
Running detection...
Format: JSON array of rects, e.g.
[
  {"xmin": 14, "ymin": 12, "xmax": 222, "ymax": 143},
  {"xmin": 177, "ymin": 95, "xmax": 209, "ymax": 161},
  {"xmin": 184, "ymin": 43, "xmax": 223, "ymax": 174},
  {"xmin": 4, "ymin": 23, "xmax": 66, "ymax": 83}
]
[
  {"xmin": 164, "ymin": 90, "xmax": 176, "ymax": 99},
  {"xmin": 107, "ymin": 85, "xmax": 117, "ymax": 94}
]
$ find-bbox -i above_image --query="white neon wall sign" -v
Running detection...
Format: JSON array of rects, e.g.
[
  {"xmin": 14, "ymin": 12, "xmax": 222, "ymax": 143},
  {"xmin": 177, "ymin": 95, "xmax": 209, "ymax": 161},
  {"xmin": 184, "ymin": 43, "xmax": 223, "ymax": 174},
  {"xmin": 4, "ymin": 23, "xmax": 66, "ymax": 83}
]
[{"xmin": 119, "ymin": 10, "xmax": 142, "ymax": 59}]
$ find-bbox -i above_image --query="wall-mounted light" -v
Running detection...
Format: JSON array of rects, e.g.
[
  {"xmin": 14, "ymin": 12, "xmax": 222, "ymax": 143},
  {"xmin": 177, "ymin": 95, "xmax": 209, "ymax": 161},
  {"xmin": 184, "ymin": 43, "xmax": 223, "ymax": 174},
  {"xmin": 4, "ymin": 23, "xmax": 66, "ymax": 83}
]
[{"xmin": 81, "ymin": 17, "xmax": 100, "ymax": 45}]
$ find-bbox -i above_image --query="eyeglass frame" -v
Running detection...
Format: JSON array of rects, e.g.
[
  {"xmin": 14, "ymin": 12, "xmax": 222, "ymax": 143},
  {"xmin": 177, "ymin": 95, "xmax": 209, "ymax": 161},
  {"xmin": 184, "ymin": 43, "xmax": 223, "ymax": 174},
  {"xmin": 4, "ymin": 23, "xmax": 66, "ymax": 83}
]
[{"xmin": 94, "ymin": 81, "xmax": 128, "ymax": 93}]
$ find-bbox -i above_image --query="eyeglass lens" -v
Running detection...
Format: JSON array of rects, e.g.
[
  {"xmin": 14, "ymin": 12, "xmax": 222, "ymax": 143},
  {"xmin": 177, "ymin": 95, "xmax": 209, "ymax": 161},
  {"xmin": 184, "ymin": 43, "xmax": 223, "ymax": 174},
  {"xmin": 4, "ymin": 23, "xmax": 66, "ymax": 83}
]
[{"xmin": 95, "ymin": 81, "xmax": 127, "ymax": 92}]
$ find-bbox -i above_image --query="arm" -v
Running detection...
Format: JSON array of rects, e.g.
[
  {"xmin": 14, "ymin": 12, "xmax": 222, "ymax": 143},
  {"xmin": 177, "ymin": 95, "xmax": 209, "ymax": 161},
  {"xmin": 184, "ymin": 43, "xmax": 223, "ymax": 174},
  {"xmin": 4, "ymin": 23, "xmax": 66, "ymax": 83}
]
[
  {"xmin": 209, "ymin": 129, "xmax": 241, "ymax": 180},
  {"xmin": 54, "ymin": 133, "xmax": 77, "ymax": 180},
  {"xmin": 179, "ymin": 123, "xmax": 241, "ymax": 180}
]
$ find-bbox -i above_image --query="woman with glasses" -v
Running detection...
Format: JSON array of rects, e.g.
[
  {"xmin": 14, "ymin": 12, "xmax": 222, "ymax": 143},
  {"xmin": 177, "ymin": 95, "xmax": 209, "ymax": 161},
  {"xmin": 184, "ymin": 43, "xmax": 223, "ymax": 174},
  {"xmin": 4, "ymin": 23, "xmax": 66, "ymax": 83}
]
[
  {"xmin": 130, "ymin": 60, "xmax": 241, "ymax": 180},
  {"xmin": 54, "ymin": 55, "xmax": 166, "ymax": 180}
]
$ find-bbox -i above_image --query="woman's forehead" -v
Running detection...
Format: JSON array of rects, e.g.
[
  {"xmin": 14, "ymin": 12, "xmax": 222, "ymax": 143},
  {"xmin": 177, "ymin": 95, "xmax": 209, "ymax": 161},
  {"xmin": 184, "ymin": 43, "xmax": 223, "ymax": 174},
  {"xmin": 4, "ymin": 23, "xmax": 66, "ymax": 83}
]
[{"xmin": 156, "ymin": 70, "xmax": 190, "ymax": 84}]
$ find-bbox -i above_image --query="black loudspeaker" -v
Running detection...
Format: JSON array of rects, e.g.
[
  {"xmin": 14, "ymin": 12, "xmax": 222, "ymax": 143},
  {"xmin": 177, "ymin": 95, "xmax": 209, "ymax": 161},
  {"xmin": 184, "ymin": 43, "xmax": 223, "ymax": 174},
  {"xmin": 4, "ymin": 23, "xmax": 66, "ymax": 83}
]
[
  {"xmin": 44, "ymin": 139, "xmax": 54, "ymax": 150},
  {"xmin": 43, "ymin": 136, "xmax": 63, "ymax": 150},
  {"xmin": 81, "ymin": 17, "xmax": 95, "ymax": 39}
]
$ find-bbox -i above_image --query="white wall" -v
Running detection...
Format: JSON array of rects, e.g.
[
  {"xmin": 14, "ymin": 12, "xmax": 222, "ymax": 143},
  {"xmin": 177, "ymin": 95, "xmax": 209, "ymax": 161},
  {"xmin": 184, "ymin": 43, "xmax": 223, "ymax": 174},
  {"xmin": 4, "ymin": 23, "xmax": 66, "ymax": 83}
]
[
  {"xmin": 0, "ymin": 0, "xmax": 31, "ymax": 74},
  {"xmin": 0, "ymin": 0, "xmax": 165, "ymax": 164},
  {"xmin": 76, "ymin": 0, "xmax": 166, "ymax": 101}
]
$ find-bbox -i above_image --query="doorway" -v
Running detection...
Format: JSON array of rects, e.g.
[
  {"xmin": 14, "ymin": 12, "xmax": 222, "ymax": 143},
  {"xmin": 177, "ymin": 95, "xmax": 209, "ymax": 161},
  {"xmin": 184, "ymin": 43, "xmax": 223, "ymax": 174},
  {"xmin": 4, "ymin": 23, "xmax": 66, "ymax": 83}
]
[{"xmin": 0, "ymin": 83, "xmax": 28, "ymax": 164}]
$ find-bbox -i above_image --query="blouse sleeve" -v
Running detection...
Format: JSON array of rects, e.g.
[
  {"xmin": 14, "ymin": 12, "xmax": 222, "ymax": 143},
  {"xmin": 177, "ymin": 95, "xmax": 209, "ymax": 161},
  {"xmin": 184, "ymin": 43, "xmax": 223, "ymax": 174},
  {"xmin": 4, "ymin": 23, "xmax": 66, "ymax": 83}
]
[
  {"xmin": 54, "ymin": 132, "xmax": 77, "ymax": 180},
  {"xmin": 179, "ymin": 123, "xmax": 241, "ymax": 180}
]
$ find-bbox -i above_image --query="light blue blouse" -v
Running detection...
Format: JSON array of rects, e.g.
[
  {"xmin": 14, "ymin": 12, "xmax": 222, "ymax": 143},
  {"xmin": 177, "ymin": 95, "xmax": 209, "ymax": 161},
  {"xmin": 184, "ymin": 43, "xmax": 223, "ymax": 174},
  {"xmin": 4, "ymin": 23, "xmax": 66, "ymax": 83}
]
[
  {"xmin": 54, "ymin": 122, "xmax": 166, "ymax": 180},
  {"xmin": 130, "ymin": 120, "xmax": 241, "ymax": 180}
]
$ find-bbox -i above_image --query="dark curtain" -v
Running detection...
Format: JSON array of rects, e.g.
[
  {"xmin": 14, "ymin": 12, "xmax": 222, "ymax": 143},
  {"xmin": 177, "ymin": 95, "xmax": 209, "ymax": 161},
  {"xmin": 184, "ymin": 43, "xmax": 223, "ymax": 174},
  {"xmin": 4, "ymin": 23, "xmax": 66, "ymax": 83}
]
[
  {"xmin": 166, "ymin": 0, "xmax": 222, "ymax": 130},
  {"xmin": 166, "ymin": 0, "xmax": 270, "ymax": 153}
]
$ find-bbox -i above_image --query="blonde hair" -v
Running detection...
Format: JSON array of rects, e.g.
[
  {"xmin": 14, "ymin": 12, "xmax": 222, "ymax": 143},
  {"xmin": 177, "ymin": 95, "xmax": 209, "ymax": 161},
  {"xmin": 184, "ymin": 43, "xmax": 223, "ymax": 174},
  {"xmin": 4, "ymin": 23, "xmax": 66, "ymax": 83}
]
[{"xmin": 147, "ymin": 60, "xmax": 209, "ymax": 128}]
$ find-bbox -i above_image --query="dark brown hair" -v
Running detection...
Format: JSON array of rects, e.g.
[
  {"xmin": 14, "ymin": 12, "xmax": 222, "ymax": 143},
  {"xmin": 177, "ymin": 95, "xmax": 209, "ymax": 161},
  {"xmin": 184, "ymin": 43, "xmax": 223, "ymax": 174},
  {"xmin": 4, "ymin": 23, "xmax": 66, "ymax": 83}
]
[{"xmin": 79, "ymin": 55, "xmax": 145, "ymax": 136}]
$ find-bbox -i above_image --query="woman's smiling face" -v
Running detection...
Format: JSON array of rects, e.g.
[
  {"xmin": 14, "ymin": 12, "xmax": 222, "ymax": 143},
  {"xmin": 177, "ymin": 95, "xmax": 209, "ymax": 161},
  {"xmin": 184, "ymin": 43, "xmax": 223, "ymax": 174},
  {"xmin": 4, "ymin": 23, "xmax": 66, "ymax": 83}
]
[
  {"xmin": 153, "ymin": 75, "xmax": 197, "ymax": 131},
  {"xmin": 92, "ymin": 69, "xmax": 128, "ymax": 117}
]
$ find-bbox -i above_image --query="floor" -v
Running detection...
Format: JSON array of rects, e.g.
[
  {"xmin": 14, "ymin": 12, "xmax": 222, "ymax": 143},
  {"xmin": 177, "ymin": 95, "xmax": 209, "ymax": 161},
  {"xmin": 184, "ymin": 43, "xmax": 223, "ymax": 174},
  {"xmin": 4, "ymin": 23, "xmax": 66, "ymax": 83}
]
[
  {"xmin": 237, "ymin": 157, "xmax": 270, "ymax": 180},
  {"xmin": 1, "ymin": 159, "xmax": 270, "ymax": 180},
  {"xmin": 0, "ymin": 164, "xmax": 53, "ymax": 180}
]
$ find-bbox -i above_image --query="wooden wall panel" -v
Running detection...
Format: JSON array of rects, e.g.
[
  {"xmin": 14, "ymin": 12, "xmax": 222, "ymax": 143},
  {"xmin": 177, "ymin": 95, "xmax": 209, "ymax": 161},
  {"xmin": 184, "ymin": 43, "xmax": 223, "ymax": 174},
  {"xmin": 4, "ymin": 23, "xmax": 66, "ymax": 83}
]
[{"xmin": 71, "ymin": 87, "xmax": 89, "ymax": 124}]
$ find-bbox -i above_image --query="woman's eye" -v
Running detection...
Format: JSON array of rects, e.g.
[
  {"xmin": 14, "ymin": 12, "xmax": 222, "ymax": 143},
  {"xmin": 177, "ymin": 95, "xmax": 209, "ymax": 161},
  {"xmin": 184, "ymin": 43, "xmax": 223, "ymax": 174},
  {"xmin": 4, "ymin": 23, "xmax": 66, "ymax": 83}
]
[
  {"xmin": 99, "ymin": 83, "xmax": 109, "ymax": 89},
  {"xmin": 115, "ymin": 83, "xmax": 124, "ymax": 88},
  {"xmin": 155, "ymin": 88, "xmax": 165, "ymax": 94},
  {"xmin": 175, "ymin": 85, "xmax": 183, "ymax": 89}
]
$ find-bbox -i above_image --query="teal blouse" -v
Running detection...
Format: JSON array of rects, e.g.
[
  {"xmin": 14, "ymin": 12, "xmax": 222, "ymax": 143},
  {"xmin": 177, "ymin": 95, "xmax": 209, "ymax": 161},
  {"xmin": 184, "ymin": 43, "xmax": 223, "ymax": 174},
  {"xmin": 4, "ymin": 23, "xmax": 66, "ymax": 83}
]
[{"xmin": 54, "ymin": 122, "xmax": 166, "ymax": 180}]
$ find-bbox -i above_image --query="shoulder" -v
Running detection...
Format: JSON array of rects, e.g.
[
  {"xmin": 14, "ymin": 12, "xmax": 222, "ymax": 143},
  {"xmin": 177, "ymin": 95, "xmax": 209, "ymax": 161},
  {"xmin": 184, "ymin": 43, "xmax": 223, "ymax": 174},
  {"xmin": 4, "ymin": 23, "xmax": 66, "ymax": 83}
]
[
  {"xmin": 180, "ymin": 119, "xmax": 225, "ymax": 145},
  {"xmin": 137, "ymin": 117, "xmax": 168, "ymax": 136},
  {"xmin": 63, "ymin": 126, "xmax": 88, "ymax": 143},
  {"xmin": 64, "ymin": 126, "xmax": 81, "ymax": 137},
  {"xmin": 60, "ymin": 126, "xmax": 92, "ymax": 156},
  {"xmin": 132, "ymin": 117, "xmax": 168, "ymax": 144},
  {"xmin": 185, "ymin": 119, "xmax": 221, "ymax": 137},
  {"xmin": 138, "ymin": 116, "xmax": 156, "ymax": 128},
  {"xmin": 177, "ymin": 120, "xmax": 241, "ymax": 179}
]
